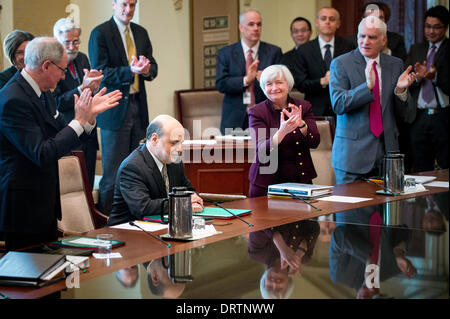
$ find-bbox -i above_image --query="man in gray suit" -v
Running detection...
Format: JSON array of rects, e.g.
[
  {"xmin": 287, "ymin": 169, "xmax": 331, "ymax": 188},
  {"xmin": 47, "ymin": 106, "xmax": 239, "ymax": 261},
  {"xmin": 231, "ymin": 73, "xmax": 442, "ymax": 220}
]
[{"xmin": 329, "ymin": 16, "xmax": 416, "ymax": 184}]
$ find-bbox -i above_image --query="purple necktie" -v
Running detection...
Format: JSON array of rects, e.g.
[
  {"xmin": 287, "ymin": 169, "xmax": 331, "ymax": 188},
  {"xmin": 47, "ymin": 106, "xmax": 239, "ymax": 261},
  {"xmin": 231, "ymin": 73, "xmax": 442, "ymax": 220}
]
[
  {"xmin": 422, "ymin": 45, "xmax": 436, "ymax": 103},
  {"xmin": 370, "ymin": 61, "xmax": 383, "ymax": 137}
]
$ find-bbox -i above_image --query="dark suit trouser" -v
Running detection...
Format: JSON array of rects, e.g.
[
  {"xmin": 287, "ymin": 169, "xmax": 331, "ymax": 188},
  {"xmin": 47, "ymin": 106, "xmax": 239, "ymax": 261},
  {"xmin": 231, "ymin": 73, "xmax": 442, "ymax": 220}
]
[
  {"xmin": 410, "ymin": 108, "xmax": 449, "ymax": 172},
  {"xmin": 98, "ymin": 94, "xmax": 146, "ymax": 215},
  {"xmin": 3, "ymin": 222, "xmax": 58, "ymax": 251},
  {"xmin": 75, "ymin": 136, "xmax": 98, "ymax": 189}
]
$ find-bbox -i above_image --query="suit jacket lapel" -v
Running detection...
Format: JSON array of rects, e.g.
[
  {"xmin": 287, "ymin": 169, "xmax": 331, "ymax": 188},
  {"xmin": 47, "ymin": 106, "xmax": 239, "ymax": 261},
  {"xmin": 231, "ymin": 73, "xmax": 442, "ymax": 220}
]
[
  {"xmin": 379, "ymin": 53, "xmax": 391, "ymax": 113},
  {"xmin": 73, "ymin": 56, "xmax": 85, "ymax": 85},
  {"xmin": 434, "ymin": 37, "xmax": 448, "ymax": 64},
  {"xmin": 141, "ymin": 145, "xmax": 167, "ymax": 197},
  {"xmin": 108, "ymin": 18, "xmax": 129, "ymax": 66},
  {"xmin": 353, "ymin": 49, "xmax": 367, "ymax": 84},
  {"xmin": 312, "ymin": 38, "xmax": 327, "ymax": 74},
  {"xmin": 234, "ymin": 42, "xmax": 246, "ymax": 73},
  {"xmin": 16, "ymin": 74, "xmax": 60, "ymax": 130}
]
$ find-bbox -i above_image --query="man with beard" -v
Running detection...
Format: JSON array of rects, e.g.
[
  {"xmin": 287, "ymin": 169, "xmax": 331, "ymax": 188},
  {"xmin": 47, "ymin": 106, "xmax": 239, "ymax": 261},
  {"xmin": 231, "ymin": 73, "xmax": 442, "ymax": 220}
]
[
  {"xmin": 107, "ymin": 115, "xmax": 203, "ymax": 226},
  {"xmin": 53, "ymin": 18, "xmax": 103, "ymax": 187}
]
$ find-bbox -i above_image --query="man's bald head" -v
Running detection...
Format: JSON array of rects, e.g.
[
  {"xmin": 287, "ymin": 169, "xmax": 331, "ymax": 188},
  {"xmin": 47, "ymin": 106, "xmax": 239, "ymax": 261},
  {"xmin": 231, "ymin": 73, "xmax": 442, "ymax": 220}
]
[{"xmin": 146, "ymin": 115, "xmax": 185, "ymax": 164}]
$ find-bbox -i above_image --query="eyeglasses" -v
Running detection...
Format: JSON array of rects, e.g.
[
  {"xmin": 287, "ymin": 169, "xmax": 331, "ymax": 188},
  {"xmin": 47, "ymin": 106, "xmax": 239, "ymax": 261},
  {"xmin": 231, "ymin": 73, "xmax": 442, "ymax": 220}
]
[
  {"xmin": 424, "ymin": 24, "xmax": 445, "ymax": 30},
  {"xmin": 292, "ymin": 28, "xmax": 310, "ymax": 34},
  {"xmin": 50, "ymin": 60, "xmax": 67, "ymax": 74},
  {"xmin": 62, "ymin": 40, "xmax": 80, "ymax": 46}
]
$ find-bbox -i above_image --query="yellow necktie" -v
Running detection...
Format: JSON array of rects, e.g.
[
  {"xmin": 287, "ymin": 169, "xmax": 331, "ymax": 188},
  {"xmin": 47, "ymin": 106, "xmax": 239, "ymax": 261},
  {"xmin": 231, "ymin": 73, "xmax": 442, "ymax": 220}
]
[{"xmin": 125, "ymin": 26, "xmax": 139, "ymax": 92}]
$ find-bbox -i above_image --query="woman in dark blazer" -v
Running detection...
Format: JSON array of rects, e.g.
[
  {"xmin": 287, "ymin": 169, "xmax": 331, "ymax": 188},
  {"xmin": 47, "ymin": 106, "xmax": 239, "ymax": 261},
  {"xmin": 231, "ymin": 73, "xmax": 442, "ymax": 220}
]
[
  {"xmin": 0, "ymin": 30, "xmax": 34, "ymax": 89},
  {"xmin": 248, "ymin": 64, "xmax": 320, "ymax": 197}
]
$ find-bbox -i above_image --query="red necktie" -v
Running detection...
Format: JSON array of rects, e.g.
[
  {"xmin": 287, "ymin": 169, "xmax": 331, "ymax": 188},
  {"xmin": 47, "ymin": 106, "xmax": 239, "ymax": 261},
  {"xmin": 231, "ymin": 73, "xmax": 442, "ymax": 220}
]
[
  {"xmin": 369, "ymin": 61, "xmax": 383, "ymax": 137},
  {"xmin": 246, "ymin": 49, "xmax": 255, "ymax": 107},
  {"xmin": 369, "ymin": 211, "xmax": 382, "ymax": 264},
  {"xmin": 68, "ymin": 61, "xmax": 76, "ymax": 77}
]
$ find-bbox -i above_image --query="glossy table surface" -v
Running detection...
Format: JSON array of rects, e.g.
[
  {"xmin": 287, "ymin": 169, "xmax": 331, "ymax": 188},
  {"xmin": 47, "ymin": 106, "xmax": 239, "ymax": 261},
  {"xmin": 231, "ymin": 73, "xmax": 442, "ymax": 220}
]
[{"xmin": 1, "ymin": 170, "xmax": 448, "ymax": 299}]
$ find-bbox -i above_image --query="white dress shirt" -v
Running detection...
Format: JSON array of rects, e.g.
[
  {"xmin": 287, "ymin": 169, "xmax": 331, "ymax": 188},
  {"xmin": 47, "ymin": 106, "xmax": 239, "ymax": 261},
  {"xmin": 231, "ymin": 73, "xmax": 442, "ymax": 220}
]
[{"xmin": 318, "ymin": 35, "xmax": 335, "ymax": 60}]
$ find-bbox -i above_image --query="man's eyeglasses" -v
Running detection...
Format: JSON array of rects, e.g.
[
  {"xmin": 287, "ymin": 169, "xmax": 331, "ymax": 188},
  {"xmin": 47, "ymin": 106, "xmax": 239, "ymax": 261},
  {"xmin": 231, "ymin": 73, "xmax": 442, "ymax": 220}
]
[
  {"xmin": 63, "ymin": 40, "xmax": 80, "ymax": 46},
  {"xmin": 50, "ymin": 60, "xmax": 67, "ymax": 74},
  {"xmin": 424, "ymin": 24, "xmax": 445, "ymax": 31}
]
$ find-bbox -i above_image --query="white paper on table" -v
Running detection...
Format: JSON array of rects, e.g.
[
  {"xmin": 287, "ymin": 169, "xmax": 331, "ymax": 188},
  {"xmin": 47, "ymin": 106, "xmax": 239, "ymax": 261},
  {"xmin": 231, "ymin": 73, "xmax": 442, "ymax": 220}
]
[
  {"xmin": 317, "ymin": 195, "xmax": 373, "ymax": 203},
  {"xmin": 424, "ymin": 181, "xmax": 449, "ymax": 188},
  {"xmin": 182, "ymin": 140, "xmax": 217, "ymax": 145},
  {"xmin": 93, "ymin": 253, "xmax": 122, "ymax": 259},
  {"xmin": 110, "ymin": 220, "xmax": 168, "ymax": 232},
  {"xmin": 404, "ymin": 175, "xmax": 436, "ymax": 184}
]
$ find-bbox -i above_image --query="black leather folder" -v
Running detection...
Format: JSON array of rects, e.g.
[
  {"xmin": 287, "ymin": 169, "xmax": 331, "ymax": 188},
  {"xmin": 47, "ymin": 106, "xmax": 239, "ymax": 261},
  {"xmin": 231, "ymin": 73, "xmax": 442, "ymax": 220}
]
[{"xmin": 0, "ymin": 251, "xmax": 66, "ymax": 287}]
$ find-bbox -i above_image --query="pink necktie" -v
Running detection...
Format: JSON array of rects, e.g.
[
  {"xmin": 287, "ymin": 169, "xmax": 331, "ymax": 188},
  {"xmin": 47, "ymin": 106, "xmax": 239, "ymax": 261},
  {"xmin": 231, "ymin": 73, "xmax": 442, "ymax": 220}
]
[
  {"xmin": 369, "ymin": 211, "xmax": 382, "ymax": 264},
  {"xmin": 246, "ymin": 49, "xmax": 255, "ymax": 107},
  {"xmin": 370, "ymin": 61, "xmax": 383, "ymax": 137}
]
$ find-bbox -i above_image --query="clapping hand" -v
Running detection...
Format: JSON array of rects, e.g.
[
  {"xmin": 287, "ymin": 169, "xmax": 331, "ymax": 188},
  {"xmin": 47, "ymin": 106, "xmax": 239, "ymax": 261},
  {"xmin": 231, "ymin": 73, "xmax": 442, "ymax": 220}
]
[
  {"xmin": 245, "ymin": 60, "xmax": 260, "ymax": 84},
  {"xmin": 396, "ymin": 65, "xmax": 417, "ymax": 92},
  {"xmin": 414, "ymin": 60, "xmax": 436, "ymax": 81},
  {"xmin": 75, "ymin": 87, "xmax": 122, "ymax": 125},
  {"xmin": 130, "ymin": 55, "xmax": 151, "ymax": 75},
  {"xmin": 80, "ymin": 68, "xmax": 103, "ymax": 92}
]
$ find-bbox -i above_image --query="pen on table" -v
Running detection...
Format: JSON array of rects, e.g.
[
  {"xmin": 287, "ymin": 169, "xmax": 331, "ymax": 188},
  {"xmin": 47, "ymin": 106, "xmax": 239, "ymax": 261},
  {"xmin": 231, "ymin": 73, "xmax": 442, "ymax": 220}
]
[{"xmin": 0, "ymin": 291, "xmax": 8, "ymax": 299}]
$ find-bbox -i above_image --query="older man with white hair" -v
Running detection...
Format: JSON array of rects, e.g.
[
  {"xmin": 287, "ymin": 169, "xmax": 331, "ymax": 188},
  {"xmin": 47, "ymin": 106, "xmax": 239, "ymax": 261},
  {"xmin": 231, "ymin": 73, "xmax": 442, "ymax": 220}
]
[
  {"xmin": 0, "ymin": 37, "xmax": 122, "ymax": 250},
  {"xmin": 329, "ymin": 16, "xmax": 416, "ymax": 184},
  {"xmin": 53, "ymin": 18, "xmax": 103, "ymax": 187}
]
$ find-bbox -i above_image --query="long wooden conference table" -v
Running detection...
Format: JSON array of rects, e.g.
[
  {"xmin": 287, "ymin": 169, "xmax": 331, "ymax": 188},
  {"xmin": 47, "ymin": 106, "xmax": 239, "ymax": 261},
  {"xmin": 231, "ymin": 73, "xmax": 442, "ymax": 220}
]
[{"xmin": 1, "ymin": 169, "xmax": 448, "ymax": 299}]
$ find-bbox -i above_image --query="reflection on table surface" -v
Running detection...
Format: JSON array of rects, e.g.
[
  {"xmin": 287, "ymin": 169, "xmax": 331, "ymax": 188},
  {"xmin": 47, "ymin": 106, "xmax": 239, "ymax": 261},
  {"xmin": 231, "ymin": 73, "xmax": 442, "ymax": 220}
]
[{"xmin": 62, "ymin": 193, "xmax": 448, "ymax": 299}]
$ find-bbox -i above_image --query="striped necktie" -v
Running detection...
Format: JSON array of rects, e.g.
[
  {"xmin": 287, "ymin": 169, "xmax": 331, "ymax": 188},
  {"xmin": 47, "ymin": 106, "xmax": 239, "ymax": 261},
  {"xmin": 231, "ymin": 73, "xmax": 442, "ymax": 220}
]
[{"xmin": 162, "ymin": 164, "xmax": 170, "ymax": 195}]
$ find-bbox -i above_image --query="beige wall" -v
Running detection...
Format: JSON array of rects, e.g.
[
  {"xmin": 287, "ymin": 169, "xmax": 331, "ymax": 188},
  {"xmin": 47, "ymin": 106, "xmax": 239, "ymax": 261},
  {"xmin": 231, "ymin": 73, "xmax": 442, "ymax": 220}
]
[{"xmin": 240, "ymin": 0, "xmax": 329, "ymax": 53}]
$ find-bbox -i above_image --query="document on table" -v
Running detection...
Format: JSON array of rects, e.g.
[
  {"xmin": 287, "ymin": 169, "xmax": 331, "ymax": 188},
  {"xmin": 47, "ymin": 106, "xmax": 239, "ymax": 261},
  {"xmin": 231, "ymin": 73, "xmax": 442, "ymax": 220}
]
[
  {"xmin": 110, "ymin": 220, "xmax": 168, "ymax": 232},
  {"xmin": 404, "ymin": 175, "xmax": 436, "ymax": 184},
  {"xmin": 317, "ymin": 195, "xmax": 373, "ymax": 203},
  {"xmin": 424, "ymin": 181, "xmax": 449, "ymax": 188}
]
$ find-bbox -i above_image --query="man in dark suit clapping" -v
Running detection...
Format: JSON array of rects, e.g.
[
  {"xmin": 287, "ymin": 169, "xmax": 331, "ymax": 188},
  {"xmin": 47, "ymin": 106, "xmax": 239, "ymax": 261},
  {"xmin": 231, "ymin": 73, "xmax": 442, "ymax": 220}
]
[
  {"xmin": 295, "ymin": 7, "xmax": 353, "ymax": 116},
  {"xmin": 0, "ymin": 37, "xmax": 122, "ymax": 250},
  {"xmin": 216, "ymin": 9, "xmax": 282, "ymax": 134},
  {"xmin": 53, "ymin": 18, "xmax": 103, "ymax": 188},
  {"xmin": 89, "ymin": 0, "xmax": 158, "ymax": 215}
]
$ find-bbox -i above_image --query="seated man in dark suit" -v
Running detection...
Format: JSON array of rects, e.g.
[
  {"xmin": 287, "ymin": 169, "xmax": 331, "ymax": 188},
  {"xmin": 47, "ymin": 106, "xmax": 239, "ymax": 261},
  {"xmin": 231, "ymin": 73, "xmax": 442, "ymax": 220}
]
[
  {"xmin": 107, "ymin": 115, "xmax": 204, "ymax": 226},
  {"xmin": 346, "ymin": 2, "xmax": 407, "ymax": 61},
  {"xmin": 295, "ymin": 7, "xmax": 353, "ymax": 116},
  {"xmin": 0, "ymin": 37, "xmax": 122, "ymax": 250},
  {"xmin": 216, "ymin": 9, "xmax": 282, "ymax": 134},
  {"xmin": 53, "ymin": 18, "xmax": 103, "ymax": 188}
]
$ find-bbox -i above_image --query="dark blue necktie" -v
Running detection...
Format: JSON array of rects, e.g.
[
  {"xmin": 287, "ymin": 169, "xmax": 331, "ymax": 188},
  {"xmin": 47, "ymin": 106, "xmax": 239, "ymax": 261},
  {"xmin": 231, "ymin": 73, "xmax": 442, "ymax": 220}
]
[
  {"xmin": 324, "ymin": 44, "xmax": 332, "ymax": 70},
  {"xmin": 39, "ymin": 92, "xmax": 47, "ymax": 108}
]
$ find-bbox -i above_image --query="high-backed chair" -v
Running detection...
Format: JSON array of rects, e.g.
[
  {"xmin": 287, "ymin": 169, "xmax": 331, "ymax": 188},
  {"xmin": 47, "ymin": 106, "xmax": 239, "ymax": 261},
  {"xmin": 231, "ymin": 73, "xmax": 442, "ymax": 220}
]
[
  {"xmin": 58, "ymin": 151, "xmax": 108, "ymax": 236},
  {"xmin": 175, "ymin": 88, "xmax": 224, "ymax": 139},
  {"xmin": 311, "ymin": 116, "xmax": 336, "ymax": 185}
]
